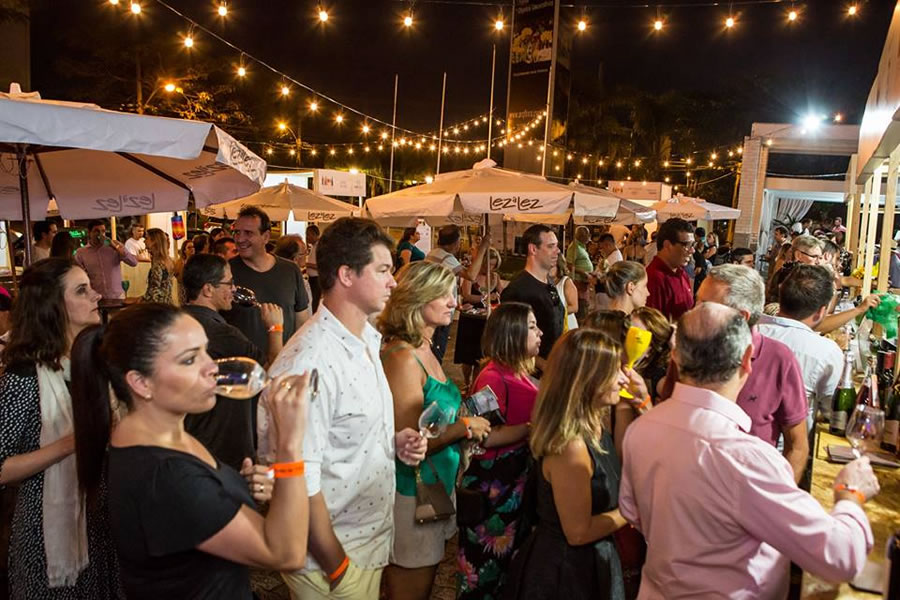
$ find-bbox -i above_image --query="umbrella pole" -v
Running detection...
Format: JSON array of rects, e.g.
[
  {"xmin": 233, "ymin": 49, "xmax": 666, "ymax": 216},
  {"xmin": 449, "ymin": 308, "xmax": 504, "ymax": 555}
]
[
  {"xmin": 5, "ymin": 224, "xmax": 17, "ymax": 294},
  {"xmin": 16, "ymin": 145, "xmax": 33, "ymax": 267},
  {"xmin": 484, "ymin": 213, "xmax": 491, "ymax": 317}
]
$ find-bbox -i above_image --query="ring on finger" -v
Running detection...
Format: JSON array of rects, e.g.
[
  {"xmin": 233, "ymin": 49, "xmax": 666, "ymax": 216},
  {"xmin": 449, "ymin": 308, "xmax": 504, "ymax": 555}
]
[{"xmin": 281, "ymin": 382, "xmax": 292, "ymax": 390}]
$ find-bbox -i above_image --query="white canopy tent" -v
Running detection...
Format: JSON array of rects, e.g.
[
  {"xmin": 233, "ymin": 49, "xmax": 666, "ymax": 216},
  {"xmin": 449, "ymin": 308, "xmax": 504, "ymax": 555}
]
[
  {"xmin": 651, "ymin": 194, "xmax": 741, "ymax": 222},
  {"xmin": 201, "ymin": 181, "xmax": 359, "ymax": 223},
  {"xmin": 364, "ymin": 159, "xmax": 620, "ymax": 226},
  {"xmin": 504, "ymin": 185, "xmax": 655, "ymax": 226},
  {"xmin": 0, "ymin": 84, "xmax": 266, "ymax": 262}
]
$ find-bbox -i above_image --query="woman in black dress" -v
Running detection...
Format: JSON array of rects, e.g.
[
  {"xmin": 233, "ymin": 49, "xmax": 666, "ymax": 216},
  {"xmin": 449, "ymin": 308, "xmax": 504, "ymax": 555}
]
[
  {"xmin": 0, "ymin": 258, "xmax": 121, "ymax": 599},
  {"xmin": 503, "ymin": 329, "xmax": 633, "ymax": 600},
  {"xmin": 71, "ymin": 303, "xmax": 312, "ymax": 600}
]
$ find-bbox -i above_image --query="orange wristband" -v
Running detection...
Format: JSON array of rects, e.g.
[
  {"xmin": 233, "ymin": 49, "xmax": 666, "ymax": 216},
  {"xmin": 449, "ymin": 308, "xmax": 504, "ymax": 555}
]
[
  {"xmin": 268, "ymin": 324, "xmax": 284, "ymax": 333},
  {"xmin": 270, "ymin": 461, "xmax": 305, "ymax": 479},
  {"xmin": 637, "ymin": 396, "xmax": 652, "ymax": 411},
  {"xmin": 328, "ymin": 555, "xmax": 350, "ymax": 582},
  {"xmin": 461, "ymin": 417, "xmax": 473, "ymax": 439},
  {"xmin": 834, "ymin": 484, "xmax": 866, "ymax": 504}
]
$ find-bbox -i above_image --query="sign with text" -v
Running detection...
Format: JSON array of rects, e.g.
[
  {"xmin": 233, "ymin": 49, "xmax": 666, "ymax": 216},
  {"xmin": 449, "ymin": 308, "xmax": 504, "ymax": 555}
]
[
  {"xmin": 607, "ymin": 181, "xmax": 672, "ymax": 203},
  {"xmin": 316, "ymin": 168, "xmax": 366, "ymax": 197}
]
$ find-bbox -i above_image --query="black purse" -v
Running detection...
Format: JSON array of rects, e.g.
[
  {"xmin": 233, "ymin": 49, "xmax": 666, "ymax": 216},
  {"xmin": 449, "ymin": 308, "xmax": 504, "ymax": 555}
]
[{"xmin": 456, "ymin": 375, "xmax": 511, "ymax": 528}]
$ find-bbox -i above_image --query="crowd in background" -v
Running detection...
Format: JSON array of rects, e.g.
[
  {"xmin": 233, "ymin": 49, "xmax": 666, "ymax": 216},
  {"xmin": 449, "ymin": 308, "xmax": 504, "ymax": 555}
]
[{"xmin": 0, "ymin": 208, "xmax": 886, "ymax": 600}]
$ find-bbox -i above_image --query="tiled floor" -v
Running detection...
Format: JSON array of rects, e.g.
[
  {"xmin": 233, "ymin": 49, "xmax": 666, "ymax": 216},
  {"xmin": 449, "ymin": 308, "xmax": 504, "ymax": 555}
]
[{"xmin": 252, "ymin": 322, "xmax": 465, "ymax": 600}]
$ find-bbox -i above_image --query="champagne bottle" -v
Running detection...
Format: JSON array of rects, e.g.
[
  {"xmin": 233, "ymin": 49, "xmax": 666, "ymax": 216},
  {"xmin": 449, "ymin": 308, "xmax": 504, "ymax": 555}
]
[
  {"xmin": 883, "ymin": 373, "xmax": 900, "ymax": 454},
  {"xmin": 830, "ymin": 348, "xmax": 856, "ymax": 436}
]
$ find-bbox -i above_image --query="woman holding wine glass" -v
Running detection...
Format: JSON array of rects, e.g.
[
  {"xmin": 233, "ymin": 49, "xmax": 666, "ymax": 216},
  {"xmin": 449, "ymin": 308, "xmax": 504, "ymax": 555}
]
[
  {"xmin": 378, "ymin": 261, "xmax": 491, "ymax": 600},
  {"xmin": 71, "ymin": 303, "xmax": 312, "ymax": 599}
]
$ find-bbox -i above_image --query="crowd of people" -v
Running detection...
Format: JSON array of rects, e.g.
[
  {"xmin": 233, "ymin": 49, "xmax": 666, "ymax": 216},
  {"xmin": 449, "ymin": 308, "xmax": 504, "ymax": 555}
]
[{"xmin": 0, "ymin": 208, "xmax": 886, "ymax": 600}]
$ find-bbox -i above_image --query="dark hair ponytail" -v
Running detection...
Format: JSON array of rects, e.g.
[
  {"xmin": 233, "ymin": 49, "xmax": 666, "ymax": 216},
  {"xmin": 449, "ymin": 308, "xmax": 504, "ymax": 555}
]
[
  {"xmin": 71, "ymin": 303, "xmax": 183, "ymax": 505},
  {"xmin": 71, "ymin": 325, "xmax": 112, "ymax": 506}
]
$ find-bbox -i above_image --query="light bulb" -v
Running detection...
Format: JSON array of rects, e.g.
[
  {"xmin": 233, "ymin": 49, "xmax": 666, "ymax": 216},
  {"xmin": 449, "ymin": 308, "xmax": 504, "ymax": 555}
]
[
  {"xmin": 289, "ymin": 149, "xmax": 296, "ymax": 156},
  {"xmin": 281, "ymin": 85, "xmax": 290, "ymax": 96},
  {"xmin": 329, "ymin": 148, "xmax": 336, "ymax": 156},
  {"xmin": 616, "ymin": 161, "xmax": 622, "ymax": 168},
  {"xmin": 634, "ymin": 159, "xmax": 641, "ymax": 167},
  {"xmin": 277, "ymin": 122, "xmax": 287, "ymax": 131},
  {"xmin": 265, "ymin": 147, "xmax": 273, "ymax": 155},
  {"xmin": 725, "ymin": 16, "xmax": 735, "ymax": 28},
  {"xmin": 654, "ymin": 19, "xmax": 663, "ymax": 31},
  {"xmin": 237, "ymin": 66, "xmax": 247, "ymax": 77},
  {"xmin": 834, "ymin": 113, "xmax": 843, "ymax": 122},
  {"xmin": 425, "ymin": 176, "xmax": 434, "ymax": 184},
  {"xmin": 686, "ymin": 158, "xmax": 693, "ymax": 164},
  {"xmin": 848, "ymin": 5, "xmax": 857, "ymax": 16},
  {"xmin": 183, "ymin": 35, "xmax": 194, "ymax": 48},
  {"xmin": 163, "ymin": 82, "xmax": 176, "ymax": 92},
  {"xmin": 495, "ymin": 19, "xmax": 504, "ymax": 31},
  {"xmin": 788, "ymin": 10, "xmax": 797, "ymax": 21},
  {"xmin": 130, "ymin": 2, "xmax": 141, "ymax": 14},
  {"xmin": 663, "ymin": 160, "xmax": 669, "ymax": 167},
  {"xmin": 364, "ymin": 146, "xmax": 370, "ymax": 152},
  {"xmin": 335, "ymin": 114, "xmax": 344, "ymax": 124},
  {"xmin": 309, "ymin": 101, "xmax": 318, "ymax": 112},
  {"xmin": 362, "ymin": 125, "xmax": 370, "ymax": 134},
  {"xmin": 109, "ymin": 0, "xmax": 119, "ymax": 5},
  {"xmin": 577, "ymin": 20, "xmax": 587, "ymax": 31},
  {"xmin": 403, "ymin": 15, "xmax": 413, "ymax": 27},
  {"xmin": 319, "ymin": 9, "xmax": 329, "ymax": 22},
  {"xmin": 711, "ymin": 152, "xmax": 717, "ymax": 160},
  {"xmin": 311, "ymin": 149, "xmax": 318, "ymax": 156},
  {"xmin": 218, "ymin": 4, "xmax": 228, "ymax": 17},
  {"xmin": 347, "ymin": 148, "xmax": 353, "ymax": 155}
]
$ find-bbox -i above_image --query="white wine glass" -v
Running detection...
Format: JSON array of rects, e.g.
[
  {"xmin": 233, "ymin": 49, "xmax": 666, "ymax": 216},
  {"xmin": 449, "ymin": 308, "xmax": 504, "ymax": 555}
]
[
  {"xmin": 846, "ymin": 403, "xmax": 885, "ymax": 458},
  {"xmin": 418, "ymin": 402, "xmax": 451, "ymax": 439},
  {"xmin": 232, "ymin": 286, "xmax": 260, "ymax": 307},
  {"xmin": 214, "ymin": 356, "xmax": 318, "ymax": 401}
]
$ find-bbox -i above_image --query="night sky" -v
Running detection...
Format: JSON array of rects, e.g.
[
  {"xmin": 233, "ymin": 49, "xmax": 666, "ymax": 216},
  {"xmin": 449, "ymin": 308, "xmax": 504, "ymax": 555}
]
[{"xmin": 29, "ymin": 0, "xmax": 899, "ymax": 145}]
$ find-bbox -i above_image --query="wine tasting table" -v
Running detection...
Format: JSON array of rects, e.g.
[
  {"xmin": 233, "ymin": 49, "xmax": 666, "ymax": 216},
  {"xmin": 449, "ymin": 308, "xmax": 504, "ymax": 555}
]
[{"xmin": 801, "ymin": 425, "xmax": 900, "ymax": 598}]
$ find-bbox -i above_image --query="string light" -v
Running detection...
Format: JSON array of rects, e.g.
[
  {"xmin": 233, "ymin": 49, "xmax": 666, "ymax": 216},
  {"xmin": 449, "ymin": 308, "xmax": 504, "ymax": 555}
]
[
  {"xmin": 686, "ymin": 157, "xmax": 693, "ymax": 165},
  {"xmin": 634, "ymin": 159, "xmax": 641, "ymax": 167},
  {"xmin": 834, "ymin": 113, "xmax": 843, "ymax": 122},
  {"xmin": 217, "ymin": 3, "xmax": 228, "ymax": 17},
  {"xmin": 265, "ymin": 147, "xmax": 273, "ymax": 155},
  {"xmin": 163, "ymin": 82, "xmax": 176, "ymax": 92},
  {"xmin": 289, "ymin": 148, "xmax": 296, "ymax": 156},
  {"xmin": 237, "ymin": 65, "xmax": 247, "ymax": 77},
  {"xmin": 577, "ymin": 19, "xmax": 587, "ymax": 32},
  {"xmin": 848, "ymin": 5, "xmax": 858, "ymax": 16},
  {"xmin": 130, "ymin": 2, "xmax": 141, "ymax": 14},
  {"xmin": 710, "ymin": 152, "xmax": 718, "ymax": 160},
  {"xmin": 403, "ymin": 14, "xmax": 413, "ymax": 27},
  {"xmin": 361, "ymin": 124, "xmax": 370, "ymax": 134},
  {"xmin": 280, "ymin": 84, "xmax": 290, "ymax": 97},
  {"xmin": 311, "ymin": 149, "xmax": 318, "ymax": 156},
  {"xmin": 329, "ymin": 148, "xmax": 336, "ymax": 155},
  {"xmin": 725, "ymin": 15, "xmax": 736, "ymax": 29},
  {"xmin": 277, "ymin": 122, "xmax": 287, "ymax": 131},
  {"xmin": 318, "ymin": 6, "xmax": 329, "ymax": 22},
  {"xmin": 108, "ymin": 0, "xmax": 119, "ymax": 4},
  {"xmin": 494, "ymin": 18, "xmax": 504, "ymax": 31},
  {"xmin": 425, "ymin": 176, "xmax": 434, "ymax": 184},
  {"xmin": 654, "ymin": 19, "xmax": 664, "ymax": 31},
  {"xmin": 334, "ymin": 114, "xmax": 344, "ymax": 124},
  {"xmin": 663, "ymin": 160, "xmax": 669, "ymax": 167},
  {"xmin": 787, "ymin": 10, "xmax": 797, "ymax": 22},
  {"xmin": 183, "ymin": 34, "xmax": 194, "ymax": 48}
]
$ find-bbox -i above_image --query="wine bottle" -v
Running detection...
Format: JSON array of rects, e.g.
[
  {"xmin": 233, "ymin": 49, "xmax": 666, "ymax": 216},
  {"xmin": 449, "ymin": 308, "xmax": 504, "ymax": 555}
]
[
  {"xmin": 877, "ymin": 342, "xmax": 896, "ymax": 398},
  {"xmin": 855, "ymin": 356, "xmax": 879, "ymax": 410},
  {"xmin": 886, "ymin": 530, "xmax": 900, "ymax": 600},
  {"xmin": 830, "ymin": 348, "xmax": 856, "ymax": 436},
  {"xmin": 883, "ymin": 373, "xmax": 900, "ymax": 454}
]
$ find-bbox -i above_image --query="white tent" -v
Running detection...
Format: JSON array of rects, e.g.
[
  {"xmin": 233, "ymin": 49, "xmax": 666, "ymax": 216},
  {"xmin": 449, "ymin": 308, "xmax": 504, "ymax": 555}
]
[
  {"xmin": 0, "ymin": 84, "xmax": 265, "ymax": 260},
  {"xmin": 364, "ymin": 159, "xmax": 619, "ymax": 226},
  {"xmin": 652, "ymin": 194, "xmax": 741, "ymax": 222},
  {"xmin": 202, "ymin": 181, "xmax": 359, "ymax": 222}
]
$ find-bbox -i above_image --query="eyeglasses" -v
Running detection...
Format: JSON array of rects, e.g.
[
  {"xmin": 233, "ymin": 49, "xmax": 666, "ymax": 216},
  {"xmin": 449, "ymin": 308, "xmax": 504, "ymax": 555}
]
[
  {"xmin": 672, "ymin": 237, "xmax": 695, "ymax": 249},
  {"xmin": 546, "ymin": 283, "xmax": 561, "ymax": 306},
  {"xmin": 212, "ymin": 279, "xmax": 236, "ymax": 288},
  {"xmin": 795, "ymin": 249, "xmax": 823, "ymax": 262}
]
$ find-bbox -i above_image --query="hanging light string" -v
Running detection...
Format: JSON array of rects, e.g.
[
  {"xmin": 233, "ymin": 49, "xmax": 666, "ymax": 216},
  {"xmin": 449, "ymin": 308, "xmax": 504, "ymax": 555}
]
[{"xmin": 141, "ymin": 0, "xmax": 504, "ymax": 143}]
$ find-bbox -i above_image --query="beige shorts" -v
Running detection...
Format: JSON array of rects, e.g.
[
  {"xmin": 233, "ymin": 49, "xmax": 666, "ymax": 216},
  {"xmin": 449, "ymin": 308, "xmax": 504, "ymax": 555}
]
[
  {"xmin": 281, "ymin": 562, "xmax": 382, "ymax": 600},
  {"xmin": 390, "ymin": 492, "xmax": 457, "ymax": 568}
]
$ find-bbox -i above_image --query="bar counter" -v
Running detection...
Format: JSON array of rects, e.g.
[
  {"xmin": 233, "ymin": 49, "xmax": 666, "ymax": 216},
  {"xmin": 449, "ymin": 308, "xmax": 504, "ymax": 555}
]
[{"xmin": 801, "ymin": 425, "xmax": 899, "ymax": 598}]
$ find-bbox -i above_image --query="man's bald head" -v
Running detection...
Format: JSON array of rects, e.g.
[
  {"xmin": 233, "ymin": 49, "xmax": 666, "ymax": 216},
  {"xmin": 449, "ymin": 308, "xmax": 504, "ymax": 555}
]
[
  {"xmin": 575, "ymin": 226, "xmax": 590, "ymax": 242},
  {"xmin": 675, "ymin": 302, "xmax": 752, "ymax": 386}
]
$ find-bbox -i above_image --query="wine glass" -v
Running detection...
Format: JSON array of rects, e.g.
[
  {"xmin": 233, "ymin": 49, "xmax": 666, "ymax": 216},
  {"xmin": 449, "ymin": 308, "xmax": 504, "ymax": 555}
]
[
  {"xmin": 121, "ymin": 280, "xmax": 130, "ymax": 294},
  {"xmin": 846, "ymin": 403, "xmax": 885, "ymax": 458},
  {"xmin": 418, "ymin": 403, "xmax": 451, "ymax": 439},
  {"xmin": 620, "ymin": 326, "xmax": 653, "ymax": 399},
  {"xmin": 214, "ymin": 356, "xmax": 318, "ymax": 401},
  {"xmin": 232, "ymin": 286, "xmax": 260, "ymax": 307}
]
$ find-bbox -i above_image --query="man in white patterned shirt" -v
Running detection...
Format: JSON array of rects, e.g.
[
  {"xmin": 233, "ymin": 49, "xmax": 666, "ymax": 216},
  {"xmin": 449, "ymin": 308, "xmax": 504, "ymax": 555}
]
[{"xmin": 261, "ymin": 218, "xmax": 427, "ymax": 599}]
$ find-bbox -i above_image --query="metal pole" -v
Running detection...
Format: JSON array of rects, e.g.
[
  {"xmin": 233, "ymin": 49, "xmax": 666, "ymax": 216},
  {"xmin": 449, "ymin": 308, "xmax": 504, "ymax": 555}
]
[
  {"xmin": 487, "ymin": 45, "xmax": 496, "ymax": 160},
  {"xmin": 388, "ymin": 74, "xmax": 399, "ymax": 192},
  {"xmin": 436, "ymin": 72, "xmax": 447, "ymax": 175},
  {"xmin": 16, "ymin": 146, "xmax": 33, "ymax": 267}
]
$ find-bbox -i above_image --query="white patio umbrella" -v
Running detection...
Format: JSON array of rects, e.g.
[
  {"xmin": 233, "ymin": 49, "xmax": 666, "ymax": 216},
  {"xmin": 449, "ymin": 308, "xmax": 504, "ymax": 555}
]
[
  {"xmin": 202, "ymin": 181, "xmax": 359, "ymax": 222},
  {"xmin": 364, "ymin": 159, "xmax": 619, "ymax": 226},
  {"xmin": 504, "ymin": 184, "xmax": 654, "ymax": 226},
  {"xmin": 0, "ymin": 84, "xmax": 266, "ymax": 262},
  {"xmin": 651, "ymin": 194, "xmax": 741, "ymax": 222}
]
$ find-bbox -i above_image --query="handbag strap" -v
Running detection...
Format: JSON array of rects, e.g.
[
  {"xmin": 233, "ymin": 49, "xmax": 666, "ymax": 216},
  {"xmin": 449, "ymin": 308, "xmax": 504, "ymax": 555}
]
[{"xmin": 416, "ymin": 457, "xmax": 441, "ymax": 482}]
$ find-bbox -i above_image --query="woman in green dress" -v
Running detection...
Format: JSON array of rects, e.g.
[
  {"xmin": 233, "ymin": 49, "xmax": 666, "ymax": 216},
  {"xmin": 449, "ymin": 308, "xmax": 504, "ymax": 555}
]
[{"xmin": 378, "ymin": 261, "xmax": 492, "ymax": 600}]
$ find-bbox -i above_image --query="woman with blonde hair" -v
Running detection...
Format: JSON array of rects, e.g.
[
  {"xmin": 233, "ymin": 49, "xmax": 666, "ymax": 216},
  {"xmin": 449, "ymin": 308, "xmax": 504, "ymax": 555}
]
[
  {"xmin": 504, "ymin": 329, "xmax": 630, "ymax": 600},
  {"xmin": 378, "ymin": 261, "xmax": 491, "ymax": 600},
  {"xmin": 550, "ymin": 254, "xmax": 578, "ymax": 331},
  {"xmin": 141, "ymin": 228, "xmax": 175, "ymax": 304}
]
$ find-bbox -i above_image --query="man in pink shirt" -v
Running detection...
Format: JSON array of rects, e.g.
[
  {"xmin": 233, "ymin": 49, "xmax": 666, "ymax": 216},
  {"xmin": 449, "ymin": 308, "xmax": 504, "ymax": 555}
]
[{"xmin": 620, "ymin": 302, "xmax": 879, "ymax": 600}]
